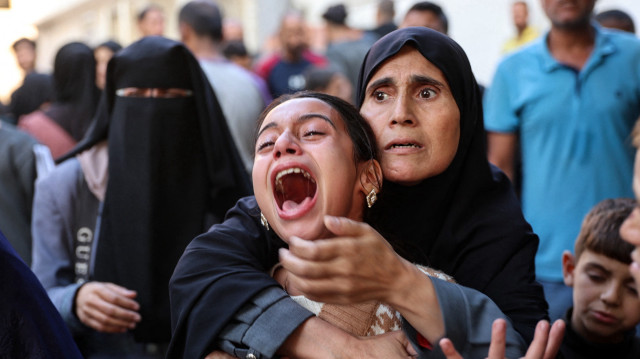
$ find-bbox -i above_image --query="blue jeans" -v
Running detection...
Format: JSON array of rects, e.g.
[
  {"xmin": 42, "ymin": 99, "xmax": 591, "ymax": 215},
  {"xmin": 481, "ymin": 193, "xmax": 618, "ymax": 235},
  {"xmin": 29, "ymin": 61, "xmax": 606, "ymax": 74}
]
[{"xmin": 539, "ymin": 279, "xmax": 573, "ymax": 321}]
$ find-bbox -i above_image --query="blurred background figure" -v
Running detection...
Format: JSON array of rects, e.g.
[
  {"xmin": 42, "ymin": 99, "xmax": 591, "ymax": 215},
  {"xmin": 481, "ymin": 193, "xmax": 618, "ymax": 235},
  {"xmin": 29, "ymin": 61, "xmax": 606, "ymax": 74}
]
[
  {"xmin": 400, "ymin": 1, "xmax": 448, "ymax": 34},
  {"xmin": 222, "ymin": 17, "xmax": 244, "ymax": 42},
  {"xmin": 179, "ymin": 0, "xmax": 270, "ymax": 172},
  {"xmin": 7, "ymin": 38, "xmax": 53, "ymax": 126},
  {"xmin": 254, "ymin": 11, "xmax": 327, "ymax": 99},
  {"xmin": 303, "ymin": 66, "xmax": 353, "ymax": 104},
  {"xmin": 222, "ymin": 40, "xmax": 252, "ymax": 70},
  {"xmin": 8, "ymin": 73, "xmax": 53, "ymax": 125},
  {"xmin": 12, "ymin": 37, "xmax": 37, "ymax": 75},
  {"xmin": 484, "ymin": 0, "xmax": 640, "ymax": 321},
  {"xmin": 93, "ymin": 40, "xmax": 122, "ymax": 90},
  {"xmin": 322, "ymin": 3, "xmax": 376, "ymax": 101},
  {"xmin": 0, "ymin": 121, "xmax": 53, "ymax": 266},
  {"xmin": 18, "ymin": 42, "xmax": 100, "ymax": 160},
  {"xmin": 502, "ymin": 1, "xmax": 539, "ymax": 54},
  {"xmin": 368, "ymin": 0, "xmax": 397, "ymax": 39},
  {"xmin": 596, "ymin": 9, "xmax": 636, "ymax": 34},
  {"xmin": 137, "ymin": 3, "xmax": 165, "ymax": 37}
]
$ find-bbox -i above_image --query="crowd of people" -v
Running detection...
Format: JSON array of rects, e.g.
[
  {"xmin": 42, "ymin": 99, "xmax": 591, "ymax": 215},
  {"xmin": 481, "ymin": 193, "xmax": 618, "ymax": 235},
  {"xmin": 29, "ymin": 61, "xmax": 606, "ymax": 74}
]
[{"xmin": 0, "ymin": 0, "xmax": 639, "ymax": 358}]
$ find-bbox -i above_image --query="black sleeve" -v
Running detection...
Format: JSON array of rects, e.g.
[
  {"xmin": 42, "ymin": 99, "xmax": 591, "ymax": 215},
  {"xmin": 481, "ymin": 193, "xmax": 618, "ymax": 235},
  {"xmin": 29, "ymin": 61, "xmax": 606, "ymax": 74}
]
[
  {"xmin": 167, "ymin": 196, "xmax": 305, "ymax": 359},
  {"xmin": 217, "ymin": 287, "xmax": 313, "ymax": 359},
  {"xmin": 0, "ymin": 230, "xmax": 83, "ymax": 359}
]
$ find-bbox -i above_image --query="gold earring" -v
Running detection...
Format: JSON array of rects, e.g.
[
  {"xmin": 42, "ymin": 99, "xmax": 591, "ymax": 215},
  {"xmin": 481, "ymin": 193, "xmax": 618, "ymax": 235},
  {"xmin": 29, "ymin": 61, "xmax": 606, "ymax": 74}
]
[
  {"xmin": 260, "ymin": 212, "xmax": 269, "ymax": 230},
  {"xmin": 366, "ymin": 189, "xmax": 377, "ymax": 208}
]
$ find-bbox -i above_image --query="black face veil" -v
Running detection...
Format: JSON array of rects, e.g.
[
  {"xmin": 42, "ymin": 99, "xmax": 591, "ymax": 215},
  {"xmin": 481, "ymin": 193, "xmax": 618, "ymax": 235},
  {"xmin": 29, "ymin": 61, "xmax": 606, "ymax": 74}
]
[{"xmin": 68, "ymin": 36, "xmax": 252, "ymax": 342}]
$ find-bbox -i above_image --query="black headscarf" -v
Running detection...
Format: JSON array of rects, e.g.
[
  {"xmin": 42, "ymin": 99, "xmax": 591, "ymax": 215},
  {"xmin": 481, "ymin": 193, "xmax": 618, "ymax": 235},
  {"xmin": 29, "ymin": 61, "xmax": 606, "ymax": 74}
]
[
  {"xmin": 357, "ymin": 27, "xmax": 547, "ymax": 342},
  {"xmin": 44, "ymin": 42, "xmax": 100, "ymax": 141},
  {"xmin": 66, "ymin": 36, "xmax": 251, "ymax": 342},
  {"xmin": 9, "ymin": 72, "xmax": 53, "ymax": 123}
]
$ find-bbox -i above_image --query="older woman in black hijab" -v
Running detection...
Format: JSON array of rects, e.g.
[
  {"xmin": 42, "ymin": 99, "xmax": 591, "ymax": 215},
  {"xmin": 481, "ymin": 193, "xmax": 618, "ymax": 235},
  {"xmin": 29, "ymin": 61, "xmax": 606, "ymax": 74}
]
[{"xmin": 168, "ymin": 28, "xmax": 547, "ymax": 358}]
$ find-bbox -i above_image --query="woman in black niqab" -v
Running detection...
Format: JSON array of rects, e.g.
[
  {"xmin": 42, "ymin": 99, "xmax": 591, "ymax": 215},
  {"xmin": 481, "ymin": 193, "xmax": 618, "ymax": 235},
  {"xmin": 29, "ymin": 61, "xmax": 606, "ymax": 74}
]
[
  {"xmin": 168, "ymin": 28, "xmax": 546, "ymax": 357},
  {"xmin": 64, "ymin": 36, "xmax": 251, "ymax": 343}
]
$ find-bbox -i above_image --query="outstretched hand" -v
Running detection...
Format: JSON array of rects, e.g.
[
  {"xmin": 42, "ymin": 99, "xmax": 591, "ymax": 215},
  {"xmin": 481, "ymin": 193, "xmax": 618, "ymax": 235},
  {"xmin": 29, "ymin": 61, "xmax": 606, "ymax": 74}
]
[
  {"xmin": 279, "ymin": 215, "xmax": 411, "ymax": 304},
  {"xmin": 75, "ymin": 282, "xmax": 141, "ymax": 333},
  {"xmin": 440, "ymin": 319, "xmax": 565, "ymax": 359}
]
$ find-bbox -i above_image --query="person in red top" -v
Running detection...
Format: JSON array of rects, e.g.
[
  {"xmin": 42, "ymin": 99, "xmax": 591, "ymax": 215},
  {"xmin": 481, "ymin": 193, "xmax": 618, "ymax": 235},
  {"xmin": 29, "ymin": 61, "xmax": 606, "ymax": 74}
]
[{"xmin": 254, "ymin": 11, "xmax": 327, "ymax": 99}]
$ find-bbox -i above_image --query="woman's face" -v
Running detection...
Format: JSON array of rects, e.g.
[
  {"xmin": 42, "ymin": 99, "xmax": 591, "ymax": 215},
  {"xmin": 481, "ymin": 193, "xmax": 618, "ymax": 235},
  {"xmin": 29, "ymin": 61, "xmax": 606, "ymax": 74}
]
[
  {"xmin": 360, "ymin": 46, "xmax": 460, "ymax": 185},
  {"xmin": 253, "ymin": 98, "xmax": 371, "ymax": 242},
  {"xmin": 95, "ymin": 47, "xmax": 115, "ymax": 90}
]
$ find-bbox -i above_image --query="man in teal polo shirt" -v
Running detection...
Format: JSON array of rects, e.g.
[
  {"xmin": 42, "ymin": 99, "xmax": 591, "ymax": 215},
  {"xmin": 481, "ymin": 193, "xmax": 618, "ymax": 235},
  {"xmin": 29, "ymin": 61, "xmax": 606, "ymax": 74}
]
[{"xmin": 484, "ymin": 0, "xmax": 640, "ymax": 321}]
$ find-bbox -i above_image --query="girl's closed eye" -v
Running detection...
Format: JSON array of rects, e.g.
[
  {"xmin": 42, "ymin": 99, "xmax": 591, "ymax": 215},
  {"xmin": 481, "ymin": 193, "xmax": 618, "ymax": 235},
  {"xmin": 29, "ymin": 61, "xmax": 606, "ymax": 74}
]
[
  {"xmin": 303, "ymin": 130, "xmax": 325, "ymax": 138},
  {"xmin": 257, "ymin": 140, "xmax": 274, "ymax": 152}
]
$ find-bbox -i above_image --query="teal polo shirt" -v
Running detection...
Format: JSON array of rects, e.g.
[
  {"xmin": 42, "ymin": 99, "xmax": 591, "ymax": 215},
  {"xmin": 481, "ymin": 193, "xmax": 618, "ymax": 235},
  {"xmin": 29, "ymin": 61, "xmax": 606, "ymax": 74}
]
[{"xmin": 484, "ymin": 24, "xmax": 640, "ymax": 281}]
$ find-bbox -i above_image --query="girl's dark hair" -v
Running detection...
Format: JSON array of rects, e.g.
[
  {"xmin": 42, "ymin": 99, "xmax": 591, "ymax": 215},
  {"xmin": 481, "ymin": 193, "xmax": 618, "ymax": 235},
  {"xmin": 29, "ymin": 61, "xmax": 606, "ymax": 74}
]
[{"xmin": 254, "ymin": 91, "xmax": 378, "ymax": 166}]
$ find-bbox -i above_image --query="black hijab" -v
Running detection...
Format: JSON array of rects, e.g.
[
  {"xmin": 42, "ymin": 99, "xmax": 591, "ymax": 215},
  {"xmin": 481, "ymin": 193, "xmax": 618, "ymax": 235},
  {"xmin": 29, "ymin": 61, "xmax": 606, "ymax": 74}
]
[
  {"xmin": 67, "ymin": 36, "xmax": 251, "ymax": 342},
  {"xmin": 358, "ymin": 27, "xmax": 546, "ymax": 341},
  {"xmin": 45, "ymin": 42, "xmax": 100, "ymax": 141}
]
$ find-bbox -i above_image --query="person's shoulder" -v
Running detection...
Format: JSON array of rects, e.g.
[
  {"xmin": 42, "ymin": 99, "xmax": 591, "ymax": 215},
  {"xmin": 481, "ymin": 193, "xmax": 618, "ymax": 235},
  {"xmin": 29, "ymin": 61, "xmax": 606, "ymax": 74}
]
[
  {"xmin": 254, "ymin": 53, "xmax": 282, "ymax": 77},
  {"xmin": 302, "ymin": 50, "xmax": 328, "ymax": 66},
  {"xmin": 599, "ymin": 25, "xmax": 640, "ymax": 43},
  {"xmin": 203, "ymin": 196, "xmax": 261, "ymax": 235},
  {"xmin": 600, "ymin": 27, "xmax": 640, "ymax": 55},
  {"xmin": 37, "ymin": 157, "xmax": 80, "ymax": 190},
  {"xmin": 500, "ymin": 38, "xmax": 544, "ymax": 66},
  {"xmin": 0, "ymin": 121, "xmax": 38, "ymax": 147}
]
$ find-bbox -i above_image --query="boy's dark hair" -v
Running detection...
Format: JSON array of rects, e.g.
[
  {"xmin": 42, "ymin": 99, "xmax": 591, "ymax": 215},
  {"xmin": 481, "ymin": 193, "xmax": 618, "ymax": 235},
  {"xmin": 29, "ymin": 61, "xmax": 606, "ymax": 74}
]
[
  {"xmin": 407, "ymin": 1, "xmax": 448, "ymax": 34},
  {"xmin": 137, "ymin": 4, "xmax": 163, "ymax": 22},
  {"xmin": 12, "ymin": 37, "xmax": 35, "ymax": 51},
  {"xmin": 179, "ymin": 0, "xmax": 223, "ymax": 42},
  {"xmin": 575, "ymin": 198, "xmax": 636, "ymax": 264},
  {"xmin": 595, "ymin": 9, "xmax": 636, "ymax": 34}
]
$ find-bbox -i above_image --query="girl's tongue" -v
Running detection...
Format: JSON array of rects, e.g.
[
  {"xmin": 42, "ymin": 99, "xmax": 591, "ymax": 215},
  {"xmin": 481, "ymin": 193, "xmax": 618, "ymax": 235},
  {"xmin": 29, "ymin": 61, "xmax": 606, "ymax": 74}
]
[{"xmin": 275, "ymin": 170, "xmax": 317, "ymax": 216}]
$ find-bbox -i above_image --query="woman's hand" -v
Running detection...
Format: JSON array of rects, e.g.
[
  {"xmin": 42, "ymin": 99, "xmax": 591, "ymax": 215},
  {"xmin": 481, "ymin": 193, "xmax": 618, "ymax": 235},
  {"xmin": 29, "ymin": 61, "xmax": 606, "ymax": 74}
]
[
  {"xmin": 279, "ymin": 215, "xmax": 445, "ymax": 343},
  {"xmin": 278, "ymin": 215, "xmax": 411, "ymax": 304},
  {"xmin": 439, "ymin": 319, "xmax": 565, "ymax": 359},
  {"xmin": 75, "ymin": 282, "xmax": 141, "ymax": 333}
]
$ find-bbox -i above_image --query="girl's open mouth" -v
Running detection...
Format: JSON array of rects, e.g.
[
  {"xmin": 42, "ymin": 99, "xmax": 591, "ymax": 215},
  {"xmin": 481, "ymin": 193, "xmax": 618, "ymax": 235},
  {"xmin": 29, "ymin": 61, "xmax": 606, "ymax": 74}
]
[{"xmin": 273, "ymin": 166, "xmax": 318, "ymax": 219}]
